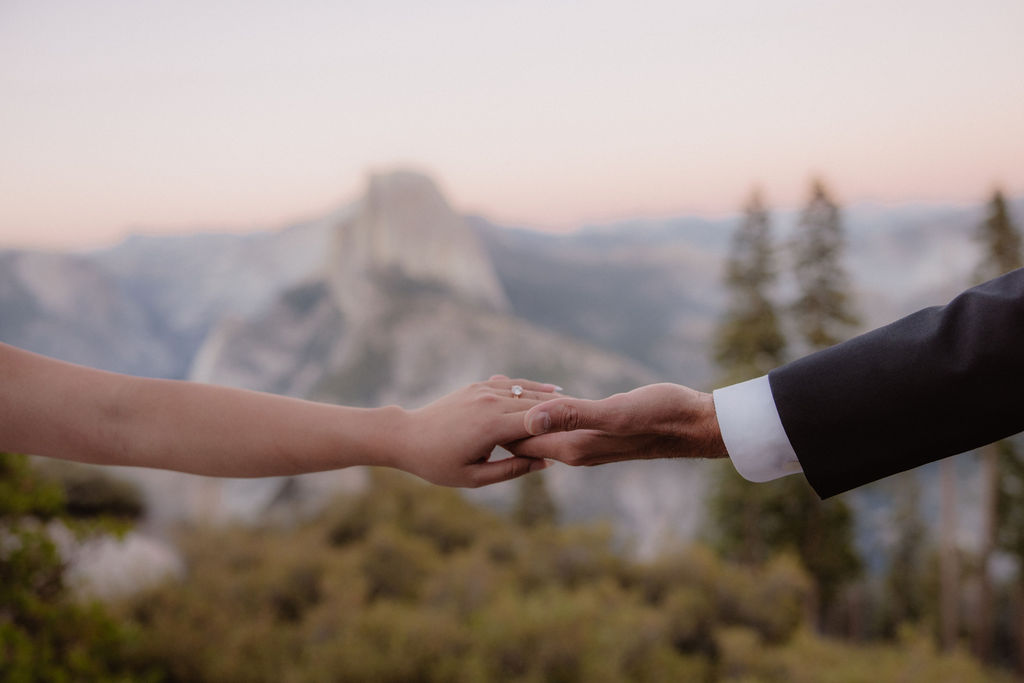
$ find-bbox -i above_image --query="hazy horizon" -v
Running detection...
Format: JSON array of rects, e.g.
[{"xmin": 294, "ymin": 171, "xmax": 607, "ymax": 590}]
[
  {"xmin": 7, "ymin": 174, "xmax": 1020, "ymax": 254},
  {"xmin": 3, "ymin": 1, "xmax": 1023, "ymax": 249}
]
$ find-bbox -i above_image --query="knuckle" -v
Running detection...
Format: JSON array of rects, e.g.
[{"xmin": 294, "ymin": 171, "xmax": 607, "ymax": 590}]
[
  {"xmin": 560, "ymin": 404, "xmax": 583, "ymax": 431},
  {"xmin": 477, "ymin": 392, "xmax": 499, "ymax": 406},
  {"xmin": 506, "ymin": 459, "xmax": 529, "ymax": 480},
  {"xmin": 563, "ymin": 450, "xmax": 584, "ymax": 467}
]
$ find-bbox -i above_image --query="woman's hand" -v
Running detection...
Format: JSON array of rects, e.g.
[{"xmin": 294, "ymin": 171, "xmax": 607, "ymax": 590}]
[{"xmin": 391, "ymin": 376, "xmax": 560, "ymax": 487}]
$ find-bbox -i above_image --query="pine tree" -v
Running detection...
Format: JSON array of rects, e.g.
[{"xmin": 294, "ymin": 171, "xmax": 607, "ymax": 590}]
[
  {"xmin": 782, "ymin": 178, "xmax": 862, "ymax": 628},
  {"xmin": 713, "ymin": 190, "xmax": 786, "ymax": 385},
  {"xmin": 791, "ymin": 178, "xmax": 859, "ymax": 349},
  {"xmin": 997, "ymin": 439, "xmax": 1024, "ymax": 673},
  {"xmin": 939, "ymin": 457, "xmax": 960, "ymax": 651},
  {"xmin": 974, "ymin": 189, "xmax": 1022, "ymax": 282},
  {"xmin": 711, "ymin": 181, "xmax": 862, "ymax": 628},
  {"xmin": 710, "ymin": 190, "xmax": 786, "ymax": 566},
  {"xmin": 976, "ymin": 189, "xmax": 1023, "ymax": 662},
  {"xmin": 881, "ymin": 476, "xmax": 927, "ymax": 637}
]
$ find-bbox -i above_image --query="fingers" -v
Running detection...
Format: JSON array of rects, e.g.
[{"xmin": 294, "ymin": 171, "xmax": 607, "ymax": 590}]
[
  {"xmin": 487, "ymin": 376, "xmax": 563, "ymax": 393},
  {"xmin": 490, "ymin": 410, "xmax": 545, "ymax": 443},
  {"xmin": 469, "ymin": 456, "xmax": 548, "ymax": 487},
  {"xmin": 507, "ymin": 430, "xmax": 603, "ymax": 464},
  {"xmin": 508, "ymin": 430, "xmax": 654, "ymax": 467},
  {"xmin": 509, "ymin": 389, "xmax": 559, "ymax": 402},
  {"xmin": 479, "ymin": 377, "xmax": 565, "ymax": 409},
  {"xmin": 524, "ymin": 397, "xmax": 621, "ymax": 436},
  {"xmin": 507, "ymin": 431, "xmax": 578, "ymax": 459}
]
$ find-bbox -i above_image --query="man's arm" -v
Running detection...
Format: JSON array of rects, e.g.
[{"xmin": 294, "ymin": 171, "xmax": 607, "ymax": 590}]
[
  {"xmin": 712, "ymin": 375, "xmax": 803, "ymax": 482},
  {"xmin": 512, "ymin": 268, "xmax": 1024, "ymax": 499},
  {"xmin": 769, "ymin": 267, "xmax": 1024, "ymax": 497}
]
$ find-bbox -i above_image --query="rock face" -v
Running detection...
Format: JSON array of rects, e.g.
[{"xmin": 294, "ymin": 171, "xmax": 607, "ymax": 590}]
[
  {"xmin": 327, "ymin": 171, "xmax": 508, "ymax": 318},
  {"xmin": 185, "ymin": 172, "xmax": 706, "ymax": 555},
  {"xmin": 93, "ymin": 218, "xmax": 335, "ymax": 377},
  {"xmin": 0, "ymin": 250, "xmax": 179, "ymax": 377},
  {"xmin": 191, "ymin": 170, "xmax": 657, "ymax": 406}
]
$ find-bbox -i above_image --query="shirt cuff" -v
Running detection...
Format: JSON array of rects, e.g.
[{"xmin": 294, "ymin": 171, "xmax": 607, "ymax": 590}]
[{"xmin": 712, "ymin": 375, "xmax": 803, "ymax": 483}]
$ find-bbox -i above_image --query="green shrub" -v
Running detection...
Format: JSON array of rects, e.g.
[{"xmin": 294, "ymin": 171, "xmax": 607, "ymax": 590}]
[
  {"xmin": 108, "ymin": 472, "xmax": 1011, "ymax": 682},
  {"xmin": 360, "ymin": 525, "xmax": 438, "ymax": 602},
  {"xmin": 0, "ymin": 453, "xmax": 156, "ymax": 682}
]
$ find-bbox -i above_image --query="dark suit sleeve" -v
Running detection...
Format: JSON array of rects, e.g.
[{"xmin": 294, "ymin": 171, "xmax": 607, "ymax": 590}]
[{"xmin": 768, "ymin": 267, "xmax": 1024, "ymax": 499}]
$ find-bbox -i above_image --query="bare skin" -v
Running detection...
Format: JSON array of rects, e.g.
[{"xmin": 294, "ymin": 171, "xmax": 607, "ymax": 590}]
[
  {"xmin": 0, "ymin": 343, "xmax": 554, "ymax": 488},
  {"xmin": 508, "ymin": 383, "xmax": 728, "ymax": 465}
]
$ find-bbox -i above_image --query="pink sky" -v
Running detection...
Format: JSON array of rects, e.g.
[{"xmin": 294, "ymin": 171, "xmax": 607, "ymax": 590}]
[{"xmin": 2, "ymin": 0, "xmax": 1023, "ymax": 249}]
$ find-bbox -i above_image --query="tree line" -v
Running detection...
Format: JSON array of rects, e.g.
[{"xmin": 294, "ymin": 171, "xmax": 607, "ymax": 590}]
[{"xmin": 708, "ymin": 180, "xmax": 1024, "ymax": 670}]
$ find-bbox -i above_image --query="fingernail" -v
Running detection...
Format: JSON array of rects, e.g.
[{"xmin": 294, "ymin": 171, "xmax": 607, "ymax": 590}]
[
  {"xmin": 529, "ymin": 459, "xmax": 549, "ymax": 472},
  {"xmin": 527, "ymin": 411, "xmax": 551, "ymax": 435},
  {"xmin": 552, "ymin": 385, "xmax": 564, "ymax": 392}
]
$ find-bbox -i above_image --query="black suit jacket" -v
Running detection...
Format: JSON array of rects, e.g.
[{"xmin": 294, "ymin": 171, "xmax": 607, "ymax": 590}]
[{"xmin": 769, "ymin": 267, "xmax": 1024, "ymax": 499}]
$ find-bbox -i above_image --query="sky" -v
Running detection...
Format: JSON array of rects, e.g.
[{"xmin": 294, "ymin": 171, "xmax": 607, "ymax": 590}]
[{"xmin": 2, "ymin": 0, "xmax": 1023, "ymax": 249}]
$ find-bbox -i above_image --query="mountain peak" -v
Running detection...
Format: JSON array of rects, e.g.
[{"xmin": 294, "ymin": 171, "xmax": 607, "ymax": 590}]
[{"xmin": 327, "ymin": 170, "xmax": 508, "ymax": 312}]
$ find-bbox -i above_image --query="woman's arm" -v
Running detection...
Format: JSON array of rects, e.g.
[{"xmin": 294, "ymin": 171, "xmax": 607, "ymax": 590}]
[{"xmin": 0, "ymin": 343, "xmax": 554, "ymax": 487}]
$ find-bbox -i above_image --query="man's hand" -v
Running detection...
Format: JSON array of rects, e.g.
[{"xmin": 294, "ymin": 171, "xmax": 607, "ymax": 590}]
[{"xmin": 507, "ymin": 383, "xmax": 728, "ymax": 466}]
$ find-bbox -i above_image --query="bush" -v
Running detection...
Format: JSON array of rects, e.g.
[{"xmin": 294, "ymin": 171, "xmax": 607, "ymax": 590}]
[
  {"xmin": 108, "ymin": 472, "xmax": 1010, "ymax": 682},
  {"xmin": 29, "ymin": 458, "xmax": 146, "ymax": 520},
  {"xmin": 0, "ymin": 453, "xmax": 156, "ymax": 682},
  {"xmin": 360, "ymin": 526, "xmax": 437, "ymax": 602}
]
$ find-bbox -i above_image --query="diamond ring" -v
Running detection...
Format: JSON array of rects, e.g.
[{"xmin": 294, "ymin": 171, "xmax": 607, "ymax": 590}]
[{"xmin": 511, "ymin": 385, "xmax": 523, "ymax": 398}]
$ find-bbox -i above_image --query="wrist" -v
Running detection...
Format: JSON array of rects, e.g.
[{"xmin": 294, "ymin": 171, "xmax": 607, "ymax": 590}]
[
  {"xmin": 356, "ymin": 404, "xmax": 412, "ymax": 470},
  {"xmin": 692, "ymin": 391, "xmax": 728, "ymax": 459}
]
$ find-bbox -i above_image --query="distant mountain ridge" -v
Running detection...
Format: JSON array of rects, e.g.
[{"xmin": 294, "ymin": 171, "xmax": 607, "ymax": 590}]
[
  {"xmin": 2, "ymin": 172, "xmax": 1020, "ymax": 558},
  {"xmin": 181, "ymin": 172, "xmax": 688, "ymax": 555},
  {"xmin": 5, "ymin": 181, "xmax": 1015, "ymax": 386},
  {"xmin": 0, "ymin": 250, "xmax": 179, "ymax": 377}
]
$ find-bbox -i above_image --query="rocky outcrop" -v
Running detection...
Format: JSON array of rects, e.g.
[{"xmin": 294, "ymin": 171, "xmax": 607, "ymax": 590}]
[
  {"xmin": 0, "ymin": 250, "xmax": 179, "ymax": 376},
  {"xmin": 327, "ymin": 171, "xmax": 508, "ymax": 317},
  {"xmin": 183, "ymin": 170, "xmax": 694, "ymax": 553}
]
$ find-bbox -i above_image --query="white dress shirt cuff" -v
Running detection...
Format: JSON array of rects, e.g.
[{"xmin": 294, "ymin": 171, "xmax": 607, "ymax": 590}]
[{"xmin": 712, "ymin": 375, "xmax": 803, "ymax": 482}]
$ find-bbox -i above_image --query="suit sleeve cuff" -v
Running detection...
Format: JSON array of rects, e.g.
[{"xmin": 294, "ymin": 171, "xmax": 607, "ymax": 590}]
[{"xmin": 712, "ymin": 375, "xmax": 803, "ymax": 483}]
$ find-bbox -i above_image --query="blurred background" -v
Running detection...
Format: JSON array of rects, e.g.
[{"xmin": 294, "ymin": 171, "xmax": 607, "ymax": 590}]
[{"xmin": 2, "ymin": 1, "xmax": 1023, "ymax": 680}]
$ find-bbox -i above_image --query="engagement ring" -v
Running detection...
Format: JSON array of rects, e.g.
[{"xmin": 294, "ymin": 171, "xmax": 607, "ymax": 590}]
[{"xmin": 511, "ymin": 385, "xmax": 523, "ymax": 398}]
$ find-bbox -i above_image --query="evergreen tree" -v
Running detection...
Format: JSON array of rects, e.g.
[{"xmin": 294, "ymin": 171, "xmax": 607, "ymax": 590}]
[
  {"xmin": 780, "ymin": 178, "xmax": 861, "ymax": 627},
  {"xmin": 791, "ymin": 178, "xmax": 860, "ymax": 349},
  {"xmin": 997, "ymin": 439, "xmax": 1024, "ymax": 673},
  {"xmin": 711, "ymin": 180, "xmax": 862, "ymax": 628},
  {"xmin": 710, "ymin": 190, "xmax": 786, "ymax": 566},
  {"xmin": 977, "ymin": 189, "xmax": 1023, "ymax": 662},
  {"xmin": 761, "ymin": 474, "xmax": 861, "ymax": 620},
  {"xmin": 713, "ymin": 190, "xmax": 786, "ymax": 385},
  {"xmin": 974, "ymin": 189, "xmax": 1022, "ymax": 282},
  {"xmin": 880, "ymin": 476, "xmax": 927, "ymax": 637}
]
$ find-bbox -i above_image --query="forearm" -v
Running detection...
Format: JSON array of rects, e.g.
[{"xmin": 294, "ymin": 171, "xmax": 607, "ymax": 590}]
[
  {"xmin": 770, "ymin": 268, "xmax": 1024, "ymax": 497},
  {"xmin": 690, "ymin": 389, "xmax": 729, "ymax": 458},
  {"xmin": 101, "ymin": 378, "xmax": 406, "ymax": 476},
  {"xmin": 1, "ymin": 343, "xmax": 407, "ymax": 476}
]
